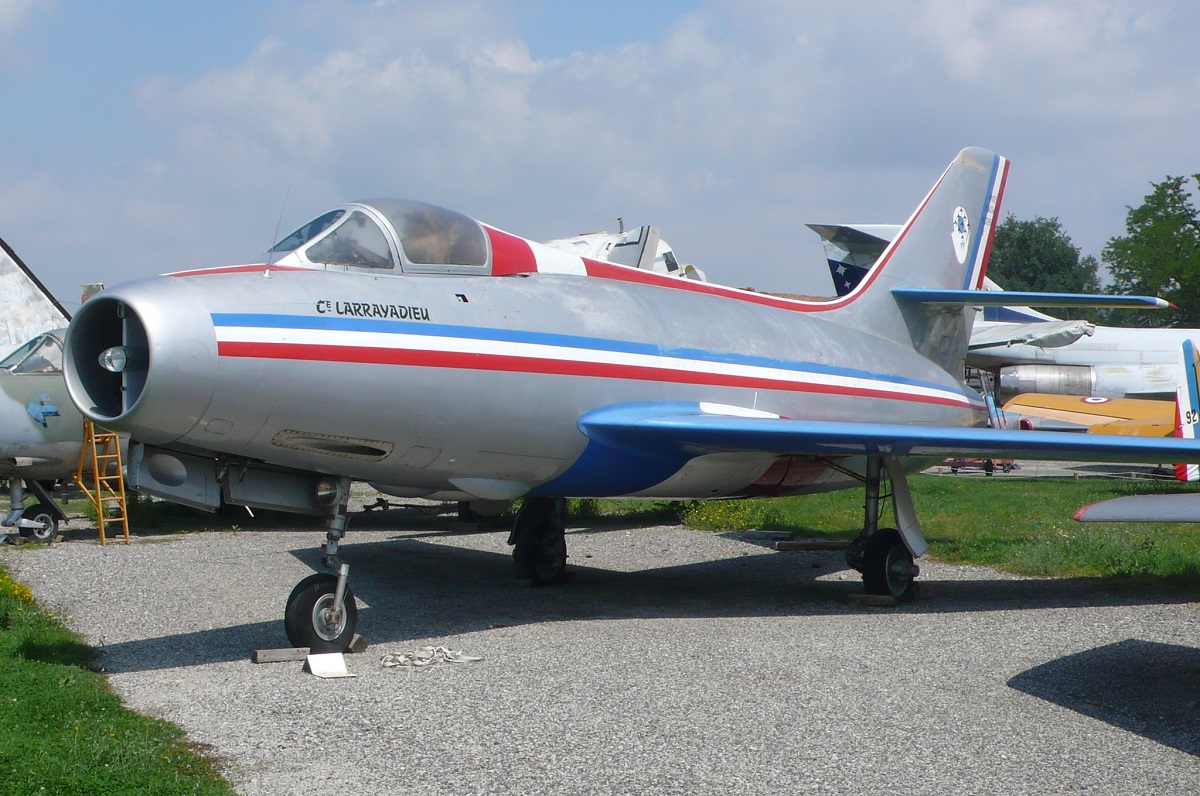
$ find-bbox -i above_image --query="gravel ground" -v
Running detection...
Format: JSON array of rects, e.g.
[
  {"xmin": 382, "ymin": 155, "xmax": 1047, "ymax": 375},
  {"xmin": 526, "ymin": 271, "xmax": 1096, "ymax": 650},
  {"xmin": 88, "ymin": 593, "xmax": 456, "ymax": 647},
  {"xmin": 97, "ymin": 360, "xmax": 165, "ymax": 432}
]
[{"xmin": 3, "ymin": 499, "xmax": 1199, "ymax": 795}]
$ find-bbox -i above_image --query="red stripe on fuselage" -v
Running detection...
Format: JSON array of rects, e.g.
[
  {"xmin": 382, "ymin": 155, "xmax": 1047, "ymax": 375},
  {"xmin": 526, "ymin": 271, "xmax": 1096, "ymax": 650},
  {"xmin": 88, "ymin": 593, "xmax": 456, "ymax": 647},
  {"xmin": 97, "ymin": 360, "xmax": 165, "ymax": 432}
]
[{"xmin": 216, "ymin": 340, "xmax": 969, "ymax": 408}]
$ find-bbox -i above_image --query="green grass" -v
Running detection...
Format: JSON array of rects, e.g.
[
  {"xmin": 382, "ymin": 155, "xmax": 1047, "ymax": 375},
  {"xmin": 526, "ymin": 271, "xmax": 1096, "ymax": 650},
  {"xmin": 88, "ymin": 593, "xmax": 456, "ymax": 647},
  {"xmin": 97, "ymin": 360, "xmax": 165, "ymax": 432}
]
[
  {"xmin": 0, "ymin": 565, "xmax": 235, "ymax": 795},
  {"xmin": 578, "ymin": 475, "xmax": 1200, "ymax": 585}
]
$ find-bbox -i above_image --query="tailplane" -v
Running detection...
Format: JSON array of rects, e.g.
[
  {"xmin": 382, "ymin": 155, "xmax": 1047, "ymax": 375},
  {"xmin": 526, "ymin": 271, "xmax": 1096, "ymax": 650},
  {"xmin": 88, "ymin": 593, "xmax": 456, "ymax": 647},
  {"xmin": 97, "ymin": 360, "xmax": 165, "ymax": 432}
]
[{"xmin": 1175, "ymin": 339, "xmax": 1200, "ymax": 482}]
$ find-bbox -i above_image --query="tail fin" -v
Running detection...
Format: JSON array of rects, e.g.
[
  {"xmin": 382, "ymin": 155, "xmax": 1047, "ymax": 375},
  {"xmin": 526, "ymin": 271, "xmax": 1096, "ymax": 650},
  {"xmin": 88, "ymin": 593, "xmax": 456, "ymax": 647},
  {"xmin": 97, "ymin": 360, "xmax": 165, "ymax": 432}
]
[
  {"xmin": 1175, "ymin": 339, "xmax": 1200, "ymax": 481},
  {"xmin": 0, "ymin": 235, "xmax": 70, "ymax": 356},
  {"xmin": 806, "ymin": 223, "xmax": 897, "ymax": 296},
  {"xmin": 823, "ymin": 147, "xmax": 1009, "ymax": 374}
]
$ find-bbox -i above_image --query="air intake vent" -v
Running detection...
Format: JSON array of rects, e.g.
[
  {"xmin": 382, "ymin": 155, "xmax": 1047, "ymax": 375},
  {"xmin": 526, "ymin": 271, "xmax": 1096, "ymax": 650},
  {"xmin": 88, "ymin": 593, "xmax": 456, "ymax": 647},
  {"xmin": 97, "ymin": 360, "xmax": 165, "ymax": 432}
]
[{"xmin": 271, "ymin": 430, "xmax": 393, "ymax": 461}]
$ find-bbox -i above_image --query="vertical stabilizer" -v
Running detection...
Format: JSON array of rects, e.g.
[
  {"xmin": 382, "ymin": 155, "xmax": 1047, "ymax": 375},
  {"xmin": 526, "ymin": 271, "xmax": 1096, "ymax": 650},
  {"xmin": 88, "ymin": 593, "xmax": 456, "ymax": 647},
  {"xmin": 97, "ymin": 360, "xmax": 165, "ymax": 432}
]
[
  {"xmin": 823, "ymin": 148, "xmax": 1009, "ymax": 374},
  {"xmin": 0, "ymin": 236, "xmax": 70, "ymax": 356},
  {"xmin": 1174, "ymin": 339, "xmax": 1200, "ymax": 482}
]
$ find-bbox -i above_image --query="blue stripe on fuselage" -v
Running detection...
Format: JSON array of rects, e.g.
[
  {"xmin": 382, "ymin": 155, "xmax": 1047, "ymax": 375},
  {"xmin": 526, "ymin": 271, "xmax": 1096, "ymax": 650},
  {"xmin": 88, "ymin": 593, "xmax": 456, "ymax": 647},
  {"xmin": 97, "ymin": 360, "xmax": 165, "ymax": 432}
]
[{"xmin": 211, "ymin": 312, "xmax": 960, "ymax": 397}]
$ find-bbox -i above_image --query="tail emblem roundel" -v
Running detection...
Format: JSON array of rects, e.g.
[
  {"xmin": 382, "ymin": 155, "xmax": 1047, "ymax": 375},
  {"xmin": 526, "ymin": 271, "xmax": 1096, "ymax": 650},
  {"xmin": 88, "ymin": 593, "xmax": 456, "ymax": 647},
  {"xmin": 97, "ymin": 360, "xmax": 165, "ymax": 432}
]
[{"xmin": 951, "ymin": 206, "xmax": 970, "ymax": 264}]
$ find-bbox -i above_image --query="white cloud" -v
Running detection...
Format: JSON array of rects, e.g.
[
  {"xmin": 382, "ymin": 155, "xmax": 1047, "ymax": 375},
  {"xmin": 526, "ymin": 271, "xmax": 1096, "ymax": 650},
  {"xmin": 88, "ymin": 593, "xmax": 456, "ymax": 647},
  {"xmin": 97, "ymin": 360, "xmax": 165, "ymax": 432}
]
[{"xmin": 10, "ymin": 0, "xmax": 1200, "ymax": 302}]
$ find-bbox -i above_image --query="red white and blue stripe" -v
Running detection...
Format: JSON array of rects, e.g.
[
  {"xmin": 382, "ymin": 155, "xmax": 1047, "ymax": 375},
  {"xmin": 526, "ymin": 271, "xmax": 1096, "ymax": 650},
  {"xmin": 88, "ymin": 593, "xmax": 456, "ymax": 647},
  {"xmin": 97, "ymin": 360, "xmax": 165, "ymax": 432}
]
[{"xmin": 212, "ymin": 313, "xmax": 982, "ymax": 410}]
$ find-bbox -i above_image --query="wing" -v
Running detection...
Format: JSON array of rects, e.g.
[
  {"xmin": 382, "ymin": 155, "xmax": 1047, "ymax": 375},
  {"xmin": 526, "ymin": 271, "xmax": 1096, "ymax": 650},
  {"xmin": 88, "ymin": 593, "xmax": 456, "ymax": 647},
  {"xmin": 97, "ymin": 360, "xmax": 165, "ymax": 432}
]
[
  {"xmin": 1074, "ymin": 493, "xmax": 1200, "ymax": 523},
  {"xmin": 578, "ymin": 401, "xmax": 1200, "ymax": 463},
  {"xmin": 1001, "ymin": 394, "xmax": 1176, "ymax": 436}
]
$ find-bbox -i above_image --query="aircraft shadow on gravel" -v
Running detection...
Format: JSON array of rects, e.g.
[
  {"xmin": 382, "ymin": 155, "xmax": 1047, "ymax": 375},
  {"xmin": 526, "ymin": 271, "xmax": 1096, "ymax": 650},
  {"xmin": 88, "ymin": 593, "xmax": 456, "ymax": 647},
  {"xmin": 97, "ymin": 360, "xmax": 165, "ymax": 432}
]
[
  {"xmin": 1008, "ymin": 639, "xmax": 1200, "ymax": 757},
  {"xmin": 92, "ymin": 525, "xmax": 1198, "ymax": 675}
]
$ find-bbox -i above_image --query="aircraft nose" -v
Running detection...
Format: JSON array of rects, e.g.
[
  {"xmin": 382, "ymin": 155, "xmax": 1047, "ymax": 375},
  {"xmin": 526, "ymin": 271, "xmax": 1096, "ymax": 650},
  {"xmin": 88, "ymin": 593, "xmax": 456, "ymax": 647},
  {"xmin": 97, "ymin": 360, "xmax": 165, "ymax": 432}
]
[{"xmin": 63, "ymin": 277, "xmax": 217, "ymax": 444}]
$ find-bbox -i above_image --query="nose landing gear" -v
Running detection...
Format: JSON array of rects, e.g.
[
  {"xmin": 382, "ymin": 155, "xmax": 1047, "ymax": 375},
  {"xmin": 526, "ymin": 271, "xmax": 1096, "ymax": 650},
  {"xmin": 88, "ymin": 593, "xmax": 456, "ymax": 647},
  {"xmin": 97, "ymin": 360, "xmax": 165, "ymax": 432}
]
[{"xmin": 282, "ymin": 478, "xmax": 359, "ymax": 653}]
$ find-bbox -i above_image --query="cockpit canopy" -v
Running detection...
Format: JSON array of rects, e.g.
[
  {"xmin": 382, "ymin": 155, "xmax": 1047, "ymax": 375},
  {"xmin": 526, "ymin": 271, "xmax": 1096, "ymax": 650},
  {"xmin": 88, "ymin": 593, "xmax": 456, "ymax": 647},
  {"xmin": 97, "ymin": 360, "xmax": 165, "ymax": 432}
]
[
  {"xmin": 270, "ymin": 199, "xmax": 490, "ymax": 273},
  {"xmin": 0, "ymin": 330, "xmax": 65, "ymax": 375}
]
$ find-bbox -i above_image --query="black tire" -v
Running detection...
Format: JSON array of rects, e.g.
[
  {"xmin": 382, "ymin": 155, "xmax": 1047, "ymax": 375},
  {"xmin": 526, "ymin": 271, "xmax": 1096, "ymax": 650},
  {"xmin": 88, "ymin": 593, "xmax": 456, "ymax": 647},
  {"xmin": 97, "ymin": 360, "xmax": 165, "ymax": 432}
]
[
  {"xmin": 513, "ymin": 525, "xmax": 567, "ymax": 584},
  {"xmin": 510, "ymin": 498, "xmax": 567, "ymax": 584},
  {"xmin": 19, "ymin": 503, "xmax": 57, "ymax": 543},
  {"xmin": 284, "ymin": 573, "xmax": 358, "ymax": 653},
  {"xmin": 861, "ymin": 528, "xmax": 916, "ymax": 599}
]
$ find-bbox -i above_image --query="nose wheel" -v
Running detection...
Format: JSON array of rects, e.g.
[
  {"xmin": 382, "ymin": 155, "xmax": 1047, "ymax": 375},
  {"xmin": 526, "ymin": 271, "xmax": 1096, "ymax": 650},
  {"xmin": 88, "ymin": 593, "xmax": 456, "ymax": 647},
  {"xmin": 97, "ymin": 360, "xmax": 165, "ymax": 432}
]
[
  {"xmin": 283, "ymin": 478, "xmax": 359, "ymax": 653},
  {"xmin": 284, "ymin": 570, "xmax": 358, "ymax": 653},
  {"xmin": 19, "ymin": 503, "xmax": 59, "ymax": 543}
]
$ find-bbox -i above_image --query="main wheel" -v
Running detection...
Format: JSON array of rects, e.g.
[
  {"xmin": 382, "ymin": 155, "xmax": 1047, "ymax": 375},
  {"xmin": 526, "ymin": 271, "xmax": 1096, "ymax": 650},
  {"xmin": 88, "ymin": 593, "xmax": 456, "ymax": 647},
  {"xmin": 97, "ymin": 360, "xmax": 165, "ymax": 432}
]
[
  {"xmin": 19, "ymin": 504, "xmax": 57, "ymax": 543},
  {"xmin": 513, "ymin": 524, "xmax": 567, "ymax": 584},
  {"xmin": 284, "ymin": 573, "xmax": 358, "ymax": 653},
  {"xmin": 511, "ymin": 498, "xmax": 567, "ymax": 585},
  {"xmin": 861, "ymin": 528, "xmax": 917, "ymax": 599}
]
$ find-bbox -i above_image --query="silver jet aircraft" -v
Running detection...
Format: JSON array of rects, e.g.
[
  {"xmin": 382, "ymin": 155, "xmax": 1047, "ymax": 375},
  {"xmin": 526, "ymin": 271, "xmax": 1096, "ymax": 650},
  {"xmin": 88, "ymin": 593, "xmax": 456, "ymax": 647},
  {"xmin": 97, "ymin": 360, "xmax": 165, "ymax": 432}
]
[{"xmin": 61, "ymin": 147, "xmax": 1200, "ymax": 652}]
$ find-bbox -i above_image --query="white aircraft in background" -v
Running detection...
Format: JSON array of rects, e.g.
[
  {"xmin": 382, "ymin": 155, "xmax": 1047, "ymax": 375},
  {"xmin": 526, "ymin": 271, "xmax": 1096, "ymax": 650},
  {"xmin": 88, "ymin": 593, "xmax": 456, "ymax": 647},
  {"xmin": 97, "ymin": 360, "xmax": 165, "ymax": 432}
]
[
  {"xmin": 810, "ymin": 223, "xmax": 1187, "ymax": 401},
  {"xmin": 542, "ymin": 222, "xmax": 706, "ymax": 281},
  {"xmin": 1075, "ymin": 339, "xmax": 1200, "ymax": 521}
]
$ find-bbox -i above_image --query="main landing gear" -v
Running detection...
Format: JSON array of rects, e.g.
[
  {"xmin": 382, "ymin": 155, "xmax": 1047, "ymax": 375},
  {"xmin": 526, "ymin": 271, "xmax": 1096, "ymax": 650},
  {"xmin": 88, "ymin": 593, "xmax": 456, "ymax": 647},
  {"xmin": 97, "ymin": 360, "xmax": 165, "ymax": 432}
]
[
  {"xmin": 507, "ymin": 497, "xmax": 568, "ymax": 585},
  {"xmin": 844, "ymin": 455, "xmax": 924, "ymax": 599},
  {"xmin": 283, "ymin": 477, "xmax": 359, "ymax": 653}
]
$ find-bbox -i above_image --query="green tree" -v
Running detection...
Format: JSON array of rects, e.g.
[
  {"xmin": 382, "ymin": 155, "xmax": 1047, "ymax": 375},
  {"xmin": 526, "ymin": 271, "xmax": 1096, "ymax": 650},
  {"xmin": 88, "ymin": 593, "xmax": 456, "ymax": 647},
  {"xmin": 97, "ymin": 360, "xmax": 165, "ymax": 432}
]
[
  {"xmin": 1103, "ymin": 175, "xmax": 1200, "ymax": 328},
  {"xmin": 988, "ymin": 214, "xmax": 1103, "ymax": 321}
]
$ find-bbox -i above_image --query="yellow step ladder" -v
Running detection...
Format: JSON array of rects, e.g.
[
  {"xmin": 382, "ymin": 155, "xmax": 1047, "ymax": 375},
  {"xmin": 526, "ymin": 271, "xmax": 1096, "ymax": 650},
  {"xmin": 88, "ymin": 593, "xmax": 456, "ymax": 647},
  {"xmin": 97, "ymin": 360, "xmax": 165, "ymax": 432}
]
[{"xmin": 73, "ymin": 419, "xmax": 129, "ymax": 545}]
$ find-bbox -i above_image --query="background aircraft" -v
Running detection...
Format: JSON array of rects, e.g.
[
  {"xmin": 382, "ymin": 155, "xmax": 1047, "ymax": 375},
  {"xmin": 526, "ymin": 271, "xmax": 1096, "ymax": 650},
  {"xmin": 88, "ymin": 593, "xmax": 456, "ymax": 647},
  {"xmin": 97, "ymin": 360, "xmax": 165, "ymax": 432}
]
[
  {"xmin": 0, "ymin": 236, "xmax": 81, "ymax": 541},
  {"xmin": 1075, "ymin": 339, "xmax": 1200, "ymax": 520},
  {"xmin": 542, "ymin": 223, "xmax": 706, "ymax": 282},
  {"xmin": 811, "ymin": 223, "xmax": 1189, "ymax": 401},
  {"xmin": 60, "ymin": 147, "xmax": 1200, "ymax": 653}
]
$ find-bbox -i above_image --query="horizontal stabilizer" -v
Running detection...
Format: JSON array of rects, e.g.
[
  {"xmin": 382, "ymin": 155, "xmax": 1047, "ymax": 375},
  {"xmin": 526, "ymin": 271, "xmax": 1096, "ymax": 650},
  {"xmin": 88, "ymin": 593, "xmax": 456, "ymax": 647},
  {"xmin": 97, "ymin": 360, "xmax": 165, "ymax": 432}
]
[
  {"xmin": 892, "ymin": 288, "xmax": 1173, "ymax": 310},
  {"xmin": 1074, "ymin": 493, "xmax": 1200, "ymax": 523}
]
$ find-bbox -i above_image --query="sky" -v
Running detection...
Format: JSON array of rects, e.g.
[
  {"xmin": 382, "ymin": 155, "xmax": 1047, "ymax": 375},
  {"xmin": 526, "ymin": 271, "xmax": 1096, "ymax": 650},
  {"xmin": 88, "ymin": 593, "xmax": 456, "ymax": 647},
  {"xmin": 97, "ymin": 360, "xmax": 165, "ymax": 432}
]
[{"xmin": 1, "ymin": 0, "xmax": 1198, "ymax": 313}]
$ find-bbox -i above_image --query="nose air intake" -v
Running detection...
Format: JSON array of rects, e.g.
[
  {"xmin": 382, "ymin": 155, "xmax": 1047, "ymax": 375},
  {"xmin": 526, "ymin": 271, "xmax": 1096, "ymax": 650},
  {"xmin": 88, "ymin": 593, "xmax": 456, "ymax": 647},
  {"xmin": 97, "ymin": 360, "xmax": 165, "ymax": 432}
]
[
  {"xmin": 63, "ymin": 280, "xmax": 218, "ymax": 445},
  {"xmin": 65, "ymin": 296, "xmax": 148, "ymax": 420}
]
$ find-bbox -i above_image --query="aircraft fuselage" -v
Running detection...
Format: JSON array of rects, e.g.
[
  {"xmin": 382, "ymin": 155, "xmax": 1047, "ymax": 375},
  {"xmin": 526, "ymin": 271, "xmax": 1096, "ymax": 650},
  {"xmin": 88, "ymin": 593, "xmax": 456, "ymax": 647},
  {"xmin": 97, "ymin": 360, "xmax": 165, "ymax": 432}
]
[{"xmin": 66, "ymin": 265, "xmax": 984, "ymax": 502}]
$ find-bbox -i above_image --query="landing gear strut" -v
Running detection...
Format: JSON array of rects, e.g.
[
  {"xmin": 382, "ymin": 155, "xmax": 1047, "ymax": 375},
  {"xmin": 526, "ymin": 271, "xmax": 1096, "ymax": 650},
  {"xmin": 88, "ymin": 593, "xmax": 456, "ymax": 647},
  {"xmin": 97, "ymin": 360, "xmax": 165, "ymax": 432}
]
[
  {"xmin": 3, "ymin": 478, "xmax": 65, "ymax": 543},
  {"xmin": 846, "ymin": 456, "xmax": 921, "ymax": 599},
  {"xmin": 508, "ymin": 497, "xmax": 568, "ymax": 585},
  {"xmin": 282, "ymin": 477, "xmax": 359, "ymax": 652}
]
